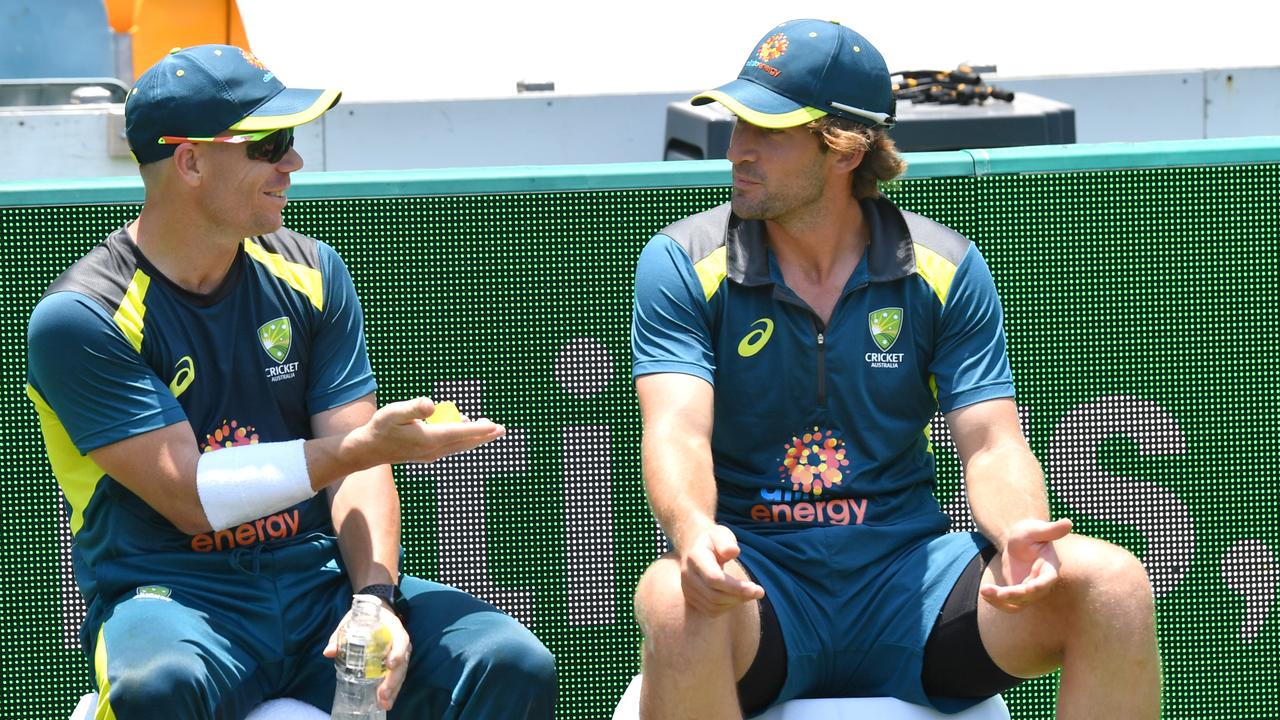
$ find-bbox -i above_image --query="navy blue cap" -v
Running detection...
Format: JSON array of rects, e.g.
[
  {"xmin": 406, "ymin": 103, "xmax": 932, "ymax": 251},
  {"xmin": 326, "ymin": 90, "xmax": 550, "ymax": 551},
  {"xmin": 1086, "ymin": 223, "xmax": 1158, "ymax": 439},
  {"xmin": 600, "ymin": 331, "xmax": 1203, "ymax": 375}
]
[
  {"xmin": 125, "ymin": 45, "xmax": 341, "ymax": 164},
  {"xmin": 693, "ymin": 19, "xmax": 895, "ymax": 129}
]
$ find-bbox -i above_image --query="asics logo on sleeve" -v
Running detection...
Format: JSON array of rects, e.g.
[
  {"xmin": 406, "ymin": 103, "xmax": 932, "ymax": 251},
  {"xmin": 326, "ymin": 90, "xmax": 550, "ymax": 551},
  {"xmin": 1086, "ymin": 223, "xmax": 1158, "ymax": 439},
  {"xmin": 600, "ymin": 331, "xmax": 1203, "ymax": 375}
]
[
  {"xmin": 737, "ymin": 318, "xmax": 775, "ymax": 357},
  {"xmin": 169, "ymin": 356, "xmax": 195, "ymax": 398}
]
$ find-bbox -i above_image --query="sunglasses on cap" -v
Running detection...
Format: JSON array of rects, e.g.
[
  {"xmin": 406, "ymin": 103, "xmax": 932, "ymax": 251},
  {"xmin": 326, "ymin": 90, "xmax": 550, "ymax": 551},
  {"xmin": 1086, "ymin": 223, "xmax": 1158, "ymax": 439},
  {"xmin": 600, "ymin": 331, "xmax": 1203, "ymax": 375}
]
[{"xmin": 157, "ymin": 127, "xmax": 296, "ymax": 164}]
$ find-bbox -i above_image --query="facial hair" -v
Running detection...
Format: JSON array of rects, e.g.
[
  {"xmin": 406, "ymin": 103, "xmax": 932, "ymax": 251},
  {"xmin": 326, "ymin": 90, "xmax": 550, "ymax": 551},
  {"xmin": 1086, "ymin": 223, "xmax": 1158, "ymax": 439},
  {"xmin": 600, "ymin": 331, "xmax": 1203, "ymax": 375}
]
[{"xmin": 730, "ymin": 159, "xmax": 829, "ymax": 222}]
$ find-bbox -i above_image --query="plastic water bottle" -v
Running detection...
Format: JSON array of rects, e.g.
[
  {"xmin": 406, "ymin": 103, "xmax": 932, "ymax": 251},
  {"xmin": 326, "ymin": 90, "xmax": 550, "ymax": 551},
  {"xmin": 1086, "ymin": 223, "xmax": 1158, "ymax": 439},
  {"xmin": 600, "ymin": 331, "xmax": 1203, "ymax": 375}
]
[{"xmin": 331, "ymin": 594, "xmax": 390, "ymax": 720}]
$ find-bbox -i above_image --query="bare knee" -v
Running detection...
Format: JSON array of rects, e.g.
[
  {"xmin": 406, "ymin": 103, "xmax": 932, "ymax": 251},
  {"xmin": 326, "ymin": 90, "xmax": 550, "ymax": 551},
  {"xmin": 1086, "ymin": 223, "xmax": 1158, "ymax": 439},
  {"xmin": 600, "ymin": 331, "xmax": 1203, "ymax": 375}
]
[
  {"xmin": 1058, "ymin": 535, "xmax": 1156, "ymax": 627},
  {"xmin": 981, "ymin": 534, "xmax": 1157, "ymax": 677},
  {"xmin": 634, "ymin": 555, "xmax": 760, "ymax": 677},
  {"xmin": 634, "ymin": 556, "xmax": 700, "ymax": 646}
]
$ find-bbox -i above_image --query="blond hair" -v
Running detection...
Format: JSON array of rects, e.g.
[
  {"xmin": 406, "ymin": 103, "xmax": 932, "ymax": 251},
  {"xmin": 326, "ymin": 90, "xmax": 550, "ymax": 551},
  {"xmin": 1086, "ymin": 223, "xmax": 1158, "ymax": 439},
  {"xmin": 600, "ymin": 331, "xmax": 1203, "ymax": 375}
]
[{"xmin": 806, "ymin": 116, "xmax": 907, "ymax": 199}]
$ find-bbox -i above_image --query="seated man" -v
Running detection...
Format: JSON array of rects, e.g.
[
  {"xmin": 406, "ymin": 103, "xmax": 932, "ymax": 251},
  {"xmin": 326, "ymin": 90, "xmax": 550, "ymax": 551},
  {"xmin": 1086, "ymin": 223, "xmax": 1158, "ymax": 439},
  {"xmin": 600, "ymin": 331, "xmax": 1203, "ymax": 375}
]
[
  {"xmin": 629, "ymin": 19, "xmax": 1160, "ymax": 719},
  {"xmin": 27, "ymin": 45, "xmax": 555, "ymax": 719}
]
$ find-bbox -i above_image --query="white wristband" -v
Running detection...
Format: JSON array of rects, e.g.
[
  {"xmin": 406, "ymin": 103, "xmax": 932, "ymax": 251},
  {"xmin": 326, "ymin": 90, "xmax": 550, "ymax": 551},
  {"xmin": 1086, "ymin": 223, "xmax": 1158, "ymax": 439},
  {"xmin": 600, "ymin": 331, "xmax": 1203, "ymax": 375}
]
[{"xmin": 195, "ymin": 439, "xmax": 314, "ymax": 531}]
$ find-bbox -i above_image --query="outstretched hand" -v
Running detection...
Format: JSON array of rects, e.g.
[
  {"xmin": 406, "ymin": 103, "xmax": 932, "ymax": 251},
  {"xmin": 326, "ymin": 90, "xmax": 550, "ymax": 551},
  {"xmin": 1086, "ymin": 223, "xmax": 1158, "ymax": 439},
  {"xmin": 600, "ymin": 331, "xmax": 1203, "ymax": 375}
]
[
  {"xmin": 980, "ymin": 517, "xmax": 1073, "ymax": 612},
  {"xmin": 679, "ymin": 524, "xmax": 765, "ymax": 616},
  {"xmin": 365, "ymin": 397, "xmax": 505, "ymax": 465}
]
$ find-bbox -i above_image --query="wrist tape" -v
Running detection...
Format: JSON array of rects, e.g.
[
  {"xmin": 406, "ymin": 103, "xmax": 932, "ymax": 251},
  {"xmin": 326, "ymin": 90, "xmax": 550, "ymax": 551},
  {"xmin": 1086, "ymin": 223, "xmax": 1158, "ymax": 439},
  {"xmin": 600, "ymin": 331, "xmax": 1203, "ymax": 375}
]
[{"xmin": 195, "ymin": 439, "xmax": 314, "ymax": 531}]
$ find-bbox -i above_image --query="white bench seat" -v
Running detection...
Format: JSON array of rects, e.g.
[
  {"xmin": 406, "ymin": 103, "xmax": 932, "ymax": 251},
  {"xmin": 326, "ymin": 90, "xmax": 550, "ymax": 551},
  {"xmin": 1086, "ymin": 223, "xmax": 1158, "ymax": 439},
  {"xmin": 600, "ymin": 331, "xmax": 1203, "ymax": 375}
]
[{"xmin": 612, "ymin": 674, "xmax": 1011, "ymax": 719}]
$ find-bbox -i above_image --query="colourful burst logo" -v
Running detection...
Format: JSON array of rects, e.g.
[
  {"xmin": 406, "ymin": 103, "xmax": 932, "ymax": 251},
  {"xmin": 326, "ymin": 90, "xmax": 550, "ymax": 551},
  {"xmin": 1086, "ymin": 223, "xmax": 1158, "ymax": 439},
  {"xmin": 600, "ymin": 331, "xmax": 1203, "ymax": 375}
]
[
  {"xmin": 869, "ymin": 307, "xmax": 903, "ymax": 351},
  {"xmin": 202, "ymin": 420, "xmax": 260, "ymax": 452},
  {"xmin": 258, "ymin": 317, "xmax": 292, "ymax": 363},
  {"xmin": 757, "ymin": 33, "xmax": 789, "ymax": 62},
  {"xmin": 778, "ymin": 428, "xmax": 849, "ymax": 495},
  {"xmin": 240, "ymin": 50, "xmax": 269, "ymax": 71}
]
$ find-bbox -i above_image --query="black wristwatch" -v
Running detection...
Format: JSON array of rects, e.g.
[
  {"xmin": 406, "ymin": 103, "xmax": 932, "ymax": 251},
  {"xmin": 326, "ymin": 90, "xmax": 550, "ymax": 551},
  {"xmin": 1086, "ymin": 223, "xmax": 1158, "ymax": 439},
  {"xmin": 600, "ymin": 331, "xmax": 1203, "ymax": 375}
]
[{"xmin": 356, "ymin": 583, "xmax": 407, "ymax": 619}]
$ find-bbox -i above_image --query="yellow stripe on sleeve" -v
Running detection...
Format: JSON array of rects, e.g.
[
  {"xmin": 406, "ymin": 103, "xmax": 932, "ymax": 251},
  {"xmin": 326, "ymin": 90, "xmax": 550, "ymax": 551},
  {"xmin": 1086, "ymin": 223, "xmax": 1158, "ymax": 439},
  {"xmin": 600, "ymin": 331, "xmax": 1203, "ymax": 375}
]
[
  {"xmin": 244, "ymin": 239, "xmax": 324, "ymax": 310},
  {"xmin": 693, "ymin": 246, "xmax": 728, "ymax": 301},
  {"xmin": 914, "ymin": 243, "xmax": 959, "ymax": 306},
  {"xmin": 111, "ymin": 270, "xmax": 151, "ymax": 352},
  {"xmin": 27, "ymin": 385, "xmax": 107, "ymax": 537}
]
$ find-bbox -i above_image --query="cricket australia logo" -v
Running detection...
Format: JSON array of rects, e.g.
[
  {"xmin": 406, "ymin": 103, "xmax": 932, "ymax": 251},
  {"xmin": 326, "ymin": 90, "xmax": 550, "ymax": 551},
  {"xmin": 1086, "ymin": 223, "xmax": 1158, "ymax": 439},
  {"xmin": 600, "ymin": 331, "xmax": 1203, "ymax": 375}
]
[
  {"xmin": 135, "ymin": 585, "xmax": 172, "ymax": 601},
  {"xmin": 870, "ymin": 308, "xmax": 902, "ymax": 351},
  {"xmin": 866, "ymin": 307, "xmax": 905, "ymax": 368},
  {"xmin": 258, "ymin": 317, "xmax": 301, "ymax": 381},
  {"xmin": 259, "ymin": 317, "xmax": 292, "ymax": 362}
]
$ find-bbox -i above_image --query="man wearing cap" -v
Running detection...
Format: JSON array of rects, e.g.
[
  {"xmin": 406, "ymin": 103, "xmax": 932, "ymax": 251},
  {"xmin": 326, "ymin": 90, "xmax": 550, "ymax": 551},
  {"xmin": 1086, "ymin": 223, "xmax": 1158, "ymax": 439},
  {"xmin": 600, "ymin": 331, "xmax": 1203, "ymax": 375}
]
[
  {"xmin": 630, "ymin": 19, "xmax": 1160, "ymax": 718},
  {"xmin": 27, "ymin": 46, "xmax": 555, "ymax": 718}
]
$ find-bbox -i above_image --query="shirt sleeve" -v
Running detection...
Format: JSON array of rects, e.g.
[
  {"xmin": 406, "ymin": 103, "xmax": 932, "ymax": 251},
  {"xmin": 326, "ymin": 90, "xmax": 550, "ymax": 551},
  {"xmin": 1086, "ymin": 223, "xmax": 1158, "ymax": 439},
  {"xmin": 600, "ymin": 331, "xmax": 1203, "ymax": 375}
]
[
  {"xmin": 305, "ymin": 242, "xmax": 378, "ymax": 414},
  {"xmin": 929, "ymin": 243, "xmax": 1016, "ymax": 412},
  {"xmin": 27, "ymin": 291, "xmax": 187, "ymax": 453},
  {"xmin": 631, "ymin": 234, "xmax": 717, "ymax": 385}
]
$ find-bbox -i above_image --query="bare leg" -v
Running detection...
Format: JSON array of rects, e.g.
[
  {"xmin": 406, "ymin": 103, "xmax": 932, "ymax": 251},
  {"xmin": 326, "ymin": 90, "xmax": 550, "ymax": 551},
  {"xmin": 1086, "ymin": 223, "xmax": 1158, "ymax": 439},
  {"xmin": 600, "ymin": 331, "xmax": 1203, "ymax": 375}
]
[
  {"xmin": 979, "ymin": 534, "xmax": 1161, "ymax": 719},
  {"xmin": 633, "ymin": 554, "xmax": 762, "ymax": 720}
]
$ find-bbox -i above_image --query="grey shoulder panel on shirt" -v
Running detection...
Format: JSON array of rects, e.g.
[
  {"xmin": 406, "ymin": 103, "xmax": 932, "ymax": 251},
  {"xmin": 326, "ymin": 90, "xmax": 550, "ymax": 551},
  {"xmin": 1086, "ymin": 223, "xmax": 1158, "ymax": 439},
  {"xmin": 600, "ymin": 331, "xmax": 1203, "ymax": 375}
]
[
  {"xmin": 901, "ymin": 210, "xmax": 971, "ymax": 266},
  {"xmin": 657, "ymin": 202, "xmax": 732, "ymax": 265},
  {"xmin": 251, "ymin": 227, "xmax": 322, "ymax": 269},
  {"xmin": 43, "ymin": 228, "xmax": 139, "ymax": 315}
]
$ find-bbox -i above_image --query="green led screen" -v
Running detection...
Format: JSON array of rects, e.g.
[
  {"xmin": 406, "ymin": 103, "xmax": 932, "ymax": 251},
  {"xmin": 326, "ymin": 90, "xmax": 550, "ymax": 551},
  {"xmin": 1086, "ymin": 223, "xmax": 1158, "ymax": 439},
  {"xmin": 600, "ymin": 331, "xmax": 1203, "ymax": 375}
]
[{"xmin": 0, "ymin": 143, "xmax": 1276, "ymax": 718}]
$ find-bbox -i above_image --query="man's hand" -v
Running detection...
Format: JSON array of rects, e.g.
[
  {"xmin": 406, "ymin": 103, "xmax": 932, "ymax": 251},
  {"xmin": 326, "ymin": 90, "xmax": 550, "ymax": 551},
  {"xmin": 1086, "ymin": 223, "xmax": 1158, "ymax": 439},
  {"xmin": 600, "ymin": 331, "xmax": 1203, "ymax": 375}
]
[
  {"xmin": 361, "ymin": 397, "xmax": 505, "ymax": 466},
  {"xmin": 679, "ymin": 524, "xmax": 765, "ymax": 616},
  {"xmin": 323, "ymin": 602, "xmax": 413, "ymax": 711},
  {"xmin": 980, "ymin": 517, "xmax": 1073, "ymax": 612}
]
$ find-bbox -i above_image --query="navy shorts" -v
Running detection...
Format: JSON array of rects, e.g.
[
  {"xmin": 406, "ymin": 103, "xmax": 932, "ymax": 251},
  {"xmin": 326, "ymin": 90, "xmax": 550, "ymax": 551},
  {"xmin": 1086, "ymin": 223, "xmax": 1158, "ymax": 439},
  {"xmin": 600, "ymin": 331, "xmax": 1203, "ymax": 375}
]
[
  {"xmin": 730, "ymin": 526, "xmax": 993, "ymax": 714},
  {"xmin": 84, "ymin": 534, "xmax": 555, "ymax": 718}
]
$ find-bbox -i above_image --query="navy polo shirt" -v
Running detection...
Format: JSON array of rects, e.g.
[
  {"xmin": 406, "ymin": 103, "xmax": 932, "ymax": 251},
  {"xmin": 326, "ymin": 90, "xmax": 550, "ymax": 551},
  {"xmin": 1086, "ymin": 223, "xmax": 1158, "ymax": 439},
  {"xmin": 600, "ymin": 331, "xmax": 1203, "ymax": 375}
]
[
  {"xmin": 632, "ymin": 197, "xmax": 1014, "ymax": 535},
  {"xmin": 27, "ymin": 227, "xmax": 376, "ymax": 600}
]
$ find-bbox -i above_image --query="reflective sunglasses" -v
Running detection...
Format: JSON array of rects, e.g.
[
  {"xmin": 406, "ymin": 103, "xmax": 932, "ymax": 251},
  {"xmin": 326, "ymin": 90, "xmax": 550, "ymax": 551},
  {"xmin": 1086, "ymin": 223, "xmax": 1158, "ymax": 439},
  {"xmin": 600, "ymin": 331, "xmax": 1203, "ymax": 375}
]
[{"xmin": 157, "ymin": 127, "xmax": 296, "ymax": 163}]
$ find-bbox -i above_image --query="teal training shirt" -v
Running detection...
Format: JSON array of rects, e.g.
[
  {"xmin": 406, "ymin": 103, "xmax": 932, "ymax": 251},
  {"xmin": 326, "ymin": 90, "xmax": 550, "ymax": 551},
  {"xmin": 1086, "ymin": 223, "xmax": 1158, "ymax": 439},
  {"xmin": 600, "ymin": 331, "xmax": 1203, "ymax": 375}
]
[
  {"xmin": 632, "ymin": 197, "xmax": 1015, "ymax": 537},
  {"xmin": 27, "ymin": 227, "xmax": 376, "ymax": 603}
]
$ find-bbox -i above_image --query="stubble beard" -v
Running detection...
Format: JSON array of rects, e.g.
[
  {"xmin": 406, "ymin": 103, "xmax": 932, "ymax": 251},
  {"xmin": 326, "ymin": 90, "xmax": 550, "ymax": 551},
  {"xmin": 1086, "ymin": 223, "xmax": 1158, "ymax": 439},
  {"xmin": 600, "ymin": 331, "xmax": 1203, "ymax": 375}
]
[
  {"xmin": 730, "ymin": 189, "xmax": 769, "ymax": 220},
  {"xmin": 731, "ymin": 171, "xmax": 828, "ymax": 222}
]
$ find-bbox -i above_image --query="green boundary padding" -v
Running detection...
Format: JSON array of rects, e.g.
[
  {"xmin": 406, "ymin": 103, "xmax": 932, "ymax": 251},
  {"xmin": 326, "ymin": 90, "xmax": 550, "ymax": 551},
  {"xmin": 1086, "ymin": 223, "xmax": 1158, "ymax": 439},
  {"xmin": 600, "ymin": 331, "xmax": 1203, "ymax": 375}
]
[
  {"xmin": 3, "ymin": 137, "xmax": 1278, "ymax": 718},
  {"xmin": 3, "ymin": 137, "xmax": 1280, "ymax": 206}
]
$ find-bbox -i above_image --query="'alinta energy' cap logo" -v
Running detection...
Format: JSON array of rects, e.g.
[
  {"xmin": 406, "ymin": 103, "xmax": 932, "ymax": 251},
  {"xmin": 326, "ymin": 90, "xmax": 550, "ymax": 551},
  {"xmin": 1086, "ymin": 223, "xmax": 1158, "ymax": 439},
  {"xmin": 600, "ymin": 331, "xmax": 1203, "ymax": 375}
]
[
  {"xmin": 241, "ymin": 49, "xmax": 269, "ymax": 71},
  {"xmin": 239, "ymin": 49, "xmax": 275, "ymax": 81},
  {"xmin": 757, "ymin": 33, "xmax": 789, "ymax": 62},
  {"xmin": 258, "ymin": 317, "xmax": 292, "ymax": 363},
  {"xmin": 870, "ymin": 307, "xmax": 903, "ymax": 351}
]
